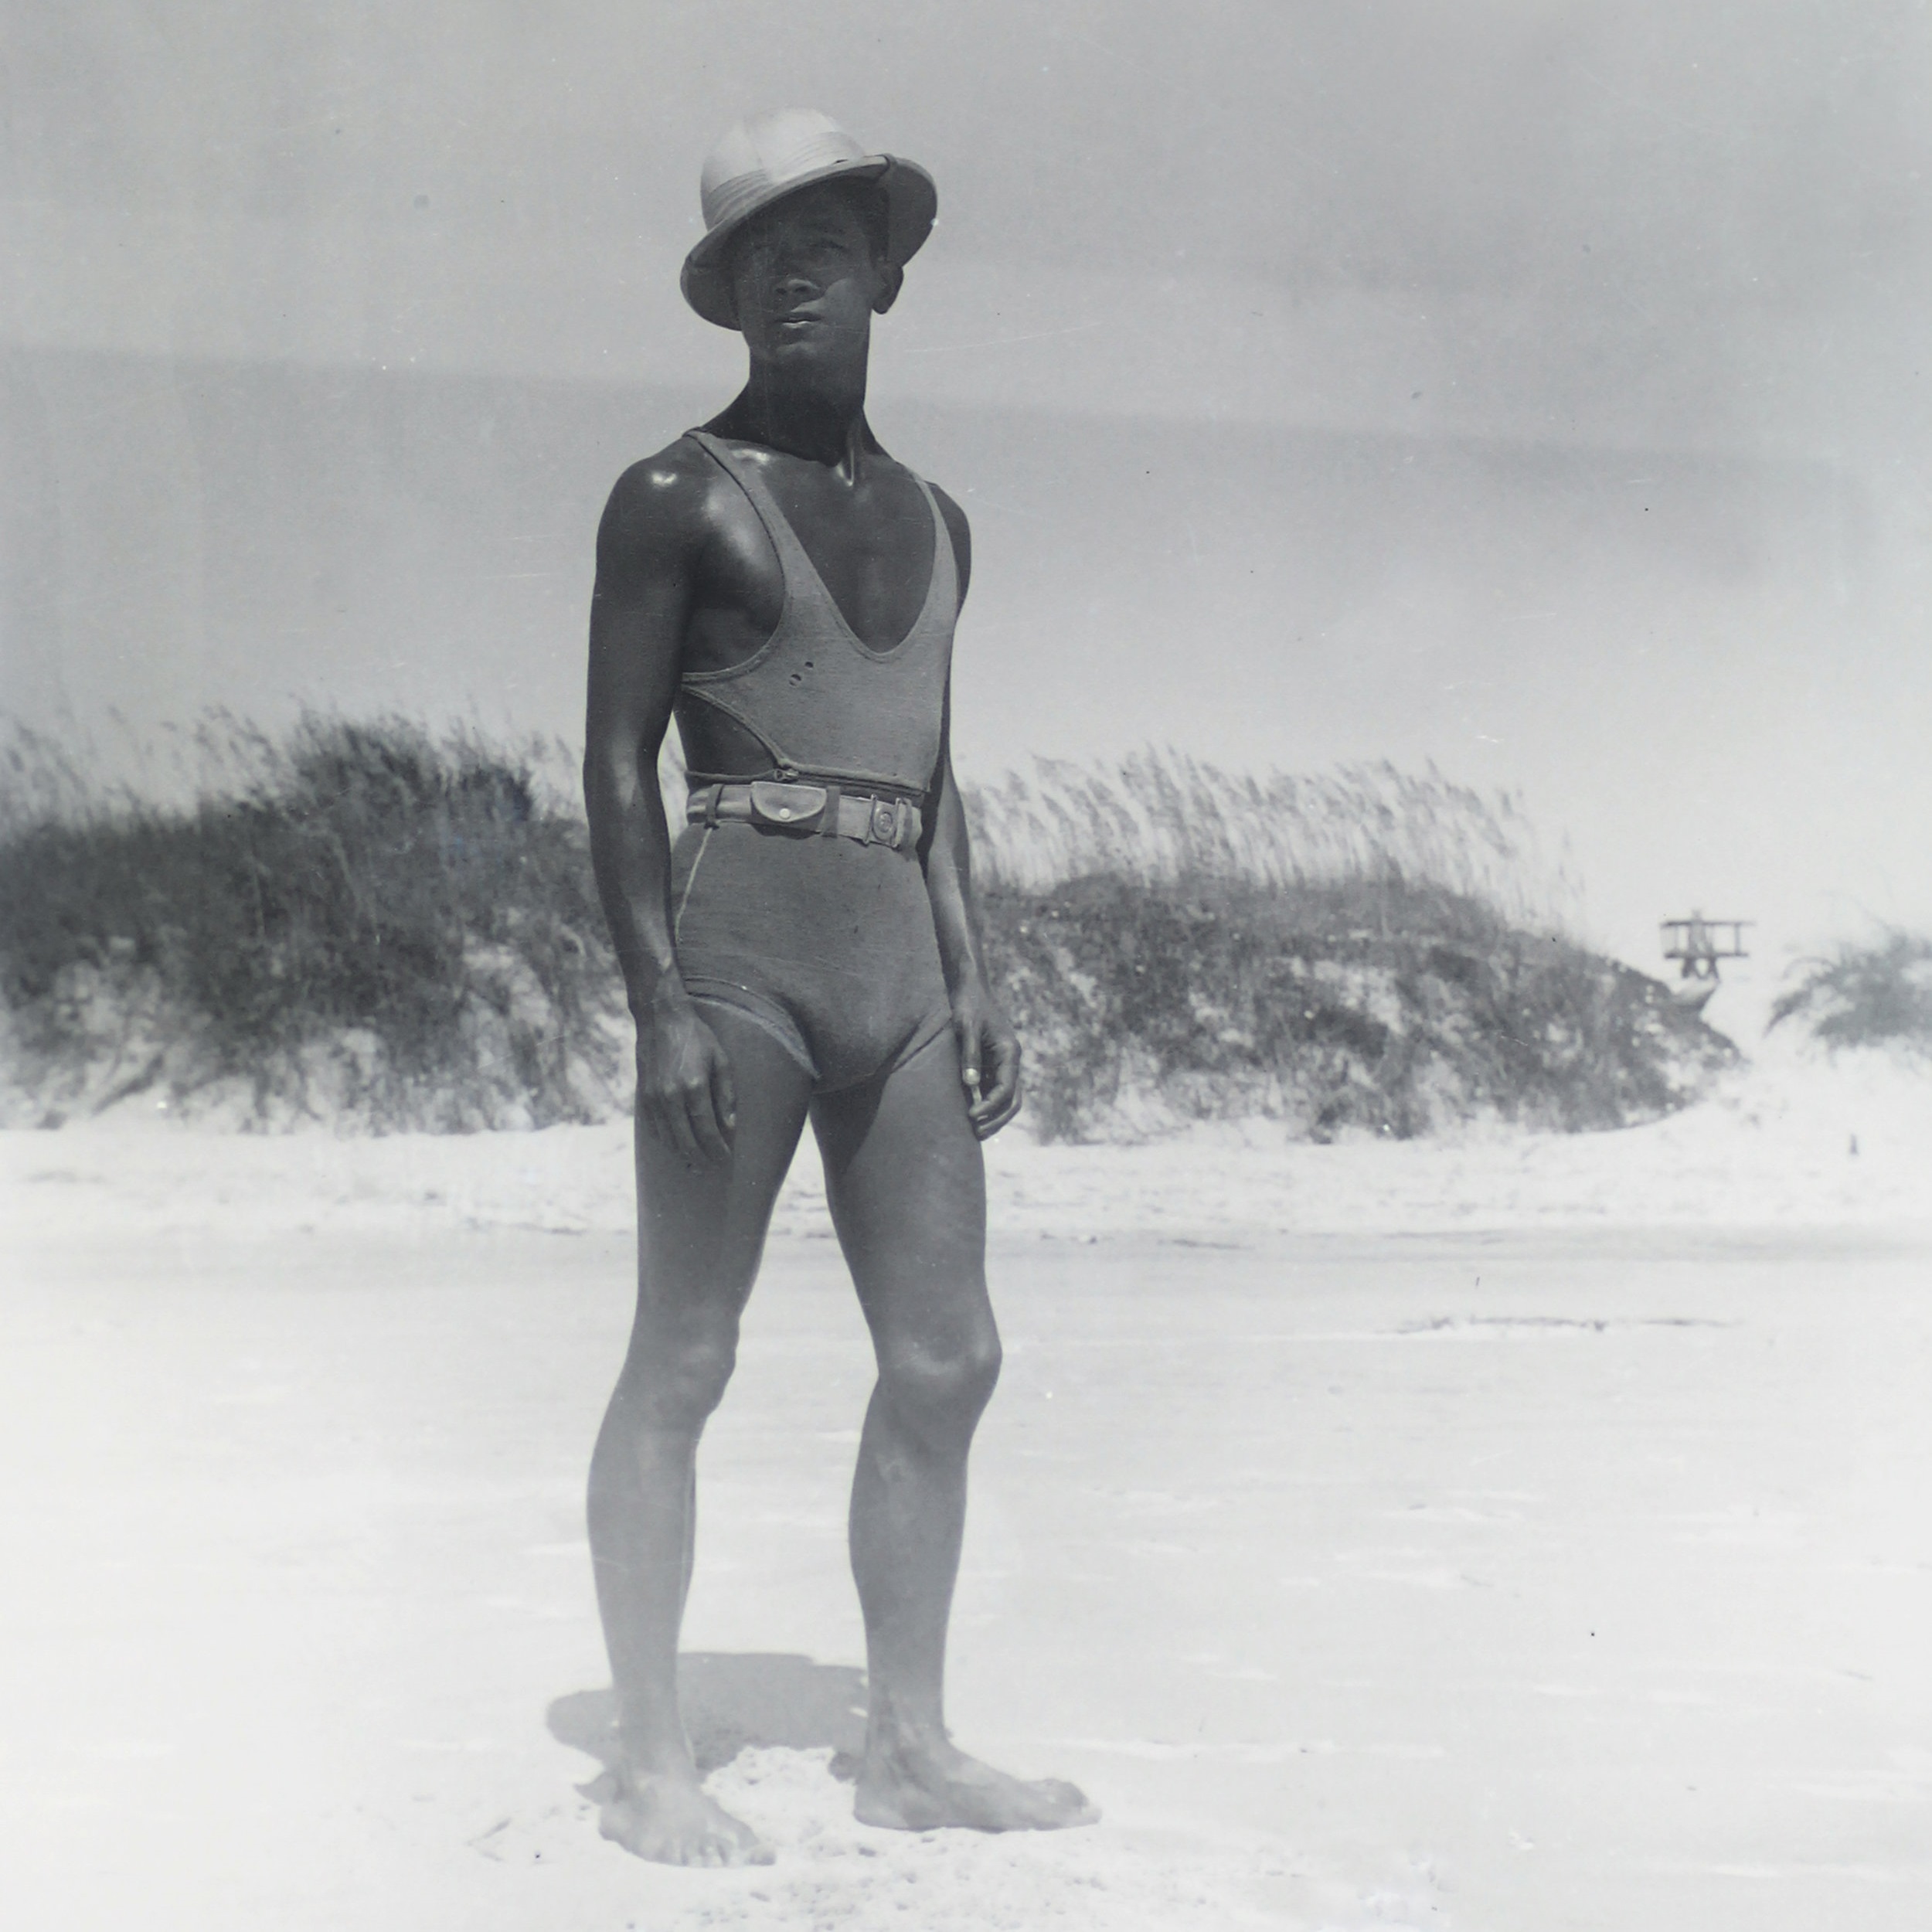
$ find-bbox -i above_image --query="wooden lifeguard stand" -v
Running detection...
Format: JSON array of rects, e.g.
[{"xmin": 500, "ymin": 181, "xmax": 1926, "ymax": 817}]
[{"xmin": 1660, "ymin": 910, "xmax": 1750, "ymax": 1014}]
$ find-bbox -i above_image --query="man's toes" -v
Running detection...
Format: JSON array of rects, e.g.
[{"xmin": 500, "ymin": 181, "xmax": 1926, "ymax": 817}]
[{"xmin": 1051, "ymin": 1786, "xmax": 1098, "ymax": 1825}]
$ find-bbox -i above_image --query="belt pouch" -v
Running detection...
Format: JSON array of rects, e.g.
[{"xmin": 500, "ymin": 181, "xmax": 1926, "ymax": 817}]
[{"xmin": 747, "ymin": 780, "xmax": 828, "ymax": 829}]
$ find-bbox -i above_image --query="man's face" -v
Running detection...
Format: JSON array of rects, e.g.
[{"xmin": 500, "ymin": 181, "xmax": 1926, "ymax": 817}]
[{"xmin": 726, "ymin": 183, "xmax": 896, "ymax": 367}]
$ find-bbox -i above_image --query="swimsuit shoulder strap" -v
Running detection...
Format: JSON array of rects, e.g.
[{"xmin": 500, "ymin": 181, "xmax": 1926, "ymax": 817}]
[
  {"xmin": 903, "ymin": 470, "xmax": 957, "ymax": 633},
  {"xmin": 684, "ymin": 429, "xmax": 823, "ymax": 604}
]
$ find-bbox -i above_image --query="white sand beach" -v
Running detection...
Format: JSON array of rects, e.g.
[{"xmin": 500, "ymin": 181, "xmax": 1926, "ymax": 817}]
[{"xmin": 4, "ymin": 1039, "xmax": 1929, "ymax": 1931}]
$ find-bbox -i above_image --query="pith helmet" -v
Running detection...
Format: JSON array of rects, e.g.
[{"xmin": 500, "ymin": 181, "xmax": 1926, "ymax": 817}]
[{"xmin": 680, "ymin": 108, "xmax": 937, "ymax": 329}]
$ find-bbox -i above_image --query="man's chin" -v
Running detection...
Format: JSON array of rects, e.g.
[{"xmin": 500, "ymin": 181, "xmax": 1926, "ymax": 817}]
[{"xmin": 753, "ymin": 332, "xmax": 852, "ymax": 368}]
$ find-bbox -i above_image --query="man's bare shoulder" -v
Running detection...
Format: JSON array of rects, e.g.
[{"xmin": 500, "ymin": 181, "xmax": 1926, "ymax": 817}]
[{"xmin": 596, "ymin": 436, "xmax": 734, "ymax": 574}]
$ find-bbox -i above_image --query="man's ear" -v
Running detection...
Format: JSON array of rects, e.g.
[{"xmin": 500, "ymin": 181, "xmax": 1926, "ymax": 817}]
[{"xmin": 872, "ymin": 262, "xmax": 904, "ymax": 315}]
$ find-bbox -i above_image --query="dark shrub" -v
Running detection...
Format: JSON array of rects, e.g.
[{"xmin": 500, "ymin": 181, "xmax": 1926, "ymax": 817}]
[
  {"xmin": 0, "ymin": 713, "xmax": 617, "ymax": 1128},
  {"xmin": 1769, "ymin": 929, "xmax": 1932, "ymax": 1056},
  {"xmin": 982, "ymin": 875, "xmax": 1733, "ymax": 1144}
]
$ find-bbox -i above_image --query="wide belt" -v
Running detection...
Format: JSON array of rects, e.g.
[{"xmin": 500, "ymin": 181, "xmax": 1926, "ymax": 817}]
[{"xmin": 686, "ymin": 779, "xmax": 923, "ymax": 852}]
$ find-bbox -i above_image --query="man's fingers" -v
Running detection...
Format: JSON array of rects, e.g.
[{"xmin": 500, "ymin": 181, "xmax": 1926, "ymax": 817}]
[
  {"xmin": 968, "ymin": 1029, "xmax": 1022, "ymax": 1137},
  {"xmin": 685, "ymin": 1080, "xmax": 733, "ymax": 1165},
  {"xmin": 658, "ymin": 1090, "xmax": 703, "ymax": 1165},
  {"xmin": 969, "ymin": 1032, "xmax": 1020, "ymax": 1113},
  {"xmin": 984, "ymin": 1043, "xmax": 1019, "ymax": 1107},
  {"xmin": 637, "ymin": 1083, "xmax": 673, "ymax": 1152},
  {"xmin": 710, "ymin": 1050, "xmax": 738, "ymax": 1145},
  {"xmin": 955, "ymin": 1021, "xmax": 982, "ymax": 1097},
  {"xmin": 973, "ymin": 1073, "xmax": 1024, "ymax": 1139}
]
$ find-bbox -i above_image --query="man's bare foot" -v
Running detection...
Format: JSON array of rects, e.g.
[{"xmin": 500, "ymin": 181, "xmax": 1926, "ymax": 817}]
[
  {"xmin": 854, "ymin": 1738, "xmax": 1098, "ymax": 1833},
  {"xmin": 586, "ymin": 1765, "xmax": 774, "ymax": 1866}
]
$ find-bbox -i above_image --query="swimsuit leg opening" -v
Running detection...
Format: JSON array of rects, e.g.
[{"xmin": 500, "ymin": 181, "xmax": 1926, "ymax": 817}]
[{"xmin": 683, "ymin": 985, "xmax": 820, "ymax": 1085}]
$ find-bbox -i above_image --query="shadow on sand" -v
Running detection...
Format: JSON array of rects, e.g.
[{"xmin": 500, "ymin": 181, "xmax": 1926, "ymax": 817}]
[{"xmin": 548, "ymin": 1652, "xmax": 869, "ymax": 1784}]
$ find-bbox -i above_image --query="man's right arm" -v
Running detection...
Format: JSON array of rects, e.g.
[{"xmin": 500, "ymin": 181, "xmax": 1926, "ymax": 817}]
[{"xmin": 583, "ymin": 452, "xmax": 736, "ymax": 1163}]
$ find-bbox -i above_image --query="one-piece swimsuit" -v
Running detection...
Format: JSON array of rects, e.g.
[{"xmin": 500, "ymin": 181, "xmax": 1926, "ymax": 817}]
[{"xmin": 667, "ymin": 429, "xmax": 957, "ymax": 1093}]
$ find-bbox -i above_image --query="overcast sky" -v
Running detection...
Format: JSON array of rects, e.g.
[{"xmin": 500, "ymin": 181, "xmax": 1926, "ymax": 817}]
[
  {"xmin": 2, "ymin": 0, "xmax": 1928, "ymax": 978},
  {"xmin": 11, "ymin": 0, "xmax": 1929, "ymax": 444}
]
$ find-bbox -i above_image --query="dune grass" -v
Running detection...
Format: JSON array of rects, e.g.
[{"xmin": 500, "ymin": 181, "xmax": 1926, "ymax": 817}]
[
  {"xmin": 964, "ymin": 753, "xmax": 1725, "ymax": 1141},
  {"xmin": 965, "ymin": 752, "xmax": 1577, "ymax": 927},
  {"xmin": 0, "ymin": 713, "xmax": 619, "ymax": 1128},
  {"xmin": 0, "ymin": 716, "xmax": 1730, "ymax": 1137},
  {"xmin": 1769, "ymin": 928, "xmax": 1932, "ymax": 1057}
]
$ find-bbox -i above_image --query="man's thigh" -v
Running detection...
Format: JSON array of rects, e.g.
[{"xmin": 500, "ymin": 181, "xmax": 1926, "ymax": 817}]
[
  {"xmin": 811, "ymin": 1029, "xmax": 990, "ymax": 1340},
  {"xmin": 634, "ymin": 1005, "xmax": 815, "ymax": 1316}
]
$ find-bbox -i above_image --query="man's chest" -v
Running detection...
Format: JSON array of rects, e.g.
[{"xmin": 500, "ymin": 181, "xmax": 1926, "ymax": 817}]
[{"xmin": 711, "ymin": 460, "xmax": 937, "ymax": 651}]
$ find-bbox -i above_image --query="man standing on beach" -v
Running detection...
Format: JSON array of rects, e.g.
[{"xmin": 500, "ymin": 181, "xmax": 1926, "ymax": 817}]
[{"xmin": 580, "ymin": 111, "xmax": 1094, "ymax": 1866}]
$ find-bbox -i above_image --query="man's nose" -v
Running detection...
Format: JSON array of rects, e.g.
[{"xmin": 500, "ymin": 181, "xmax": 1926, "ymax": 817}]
[{"xmin": 771, "ymin": 265, "xmax": 818, "ymax": 300}]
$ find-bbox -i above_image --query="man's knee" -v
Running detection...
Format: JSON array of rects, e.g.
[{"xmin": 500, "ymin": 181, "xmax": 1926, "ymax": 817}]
[
  {"xmin": 621, "ymin": 1318, "xmax": 740, "ymax": 1430},
  {"xmin": 878, "ymin": 1322, "xmax": 1002, "ymax": 1440}
]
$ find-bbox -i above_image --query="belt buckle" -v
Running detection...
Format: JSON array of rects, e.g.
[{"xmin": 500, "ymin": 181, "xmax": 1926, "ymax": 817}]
[{"xmin": 870, "ymin": 799, "xmax": 899, "ymax": 846}]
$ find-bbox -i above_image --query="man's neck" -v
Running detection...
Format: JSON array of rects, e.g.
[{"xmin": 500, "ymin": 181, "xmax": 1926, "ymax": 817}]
[{"xmin": 730, "ymin": 362, "xmax": 873, "ymax": 474}]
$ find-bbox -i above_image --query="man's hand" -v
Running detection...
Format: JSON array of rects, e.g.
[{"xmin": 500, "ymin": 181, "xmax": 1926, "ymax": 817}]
[
  {"xmin": 952, "ymin": 985, "xmax": 1022, "ymax": 1140},
  {"xmin": 636, "ymin": 992, "xmax": 736, "ymax": 1165}
]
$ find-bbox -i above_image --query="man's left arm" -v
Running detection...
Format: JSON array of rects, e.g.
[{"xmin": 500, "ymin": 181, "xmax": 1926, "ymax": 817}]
[{"xmin": 922, "ymin": 488, "xmax": 1022, "ymax": 1138}]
